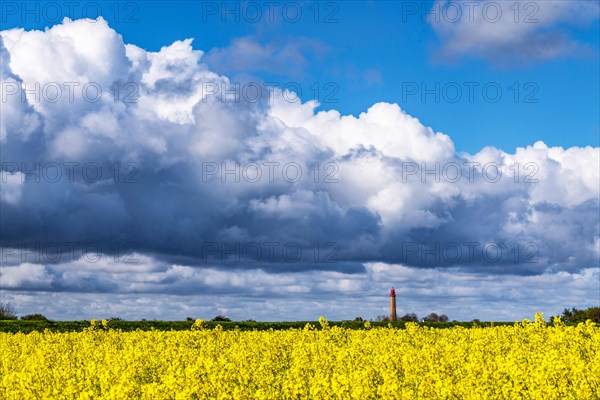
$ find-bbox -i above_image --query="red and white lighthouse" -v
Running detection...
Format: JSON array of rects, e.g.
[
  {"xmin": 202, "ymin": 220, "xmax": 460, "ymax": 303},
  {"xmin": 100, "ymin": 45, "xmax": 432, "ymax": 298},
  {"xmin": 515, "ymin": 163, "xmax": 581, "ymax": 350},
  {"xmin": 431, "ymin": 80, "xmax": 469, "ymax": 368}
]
[{"xmin": 389, "ymin": 287, "xmax": 397, "ymax": 321}]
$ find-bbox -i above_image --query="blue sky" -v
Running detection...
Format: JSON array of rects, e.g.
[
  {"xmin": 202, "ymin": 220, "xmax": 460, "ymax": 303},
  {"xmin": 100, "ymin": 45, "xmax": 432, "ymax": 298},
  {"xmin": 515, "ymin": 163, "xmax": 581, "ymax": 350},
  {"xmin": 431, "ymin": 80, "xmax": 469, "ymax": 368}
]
[
  {"xmin": 1, "ymin": 1, "xmax": 599, "ymax": 321},
  {"xmin": 2, "ymin": 1, "xmax": 599, "ymax": 152}
]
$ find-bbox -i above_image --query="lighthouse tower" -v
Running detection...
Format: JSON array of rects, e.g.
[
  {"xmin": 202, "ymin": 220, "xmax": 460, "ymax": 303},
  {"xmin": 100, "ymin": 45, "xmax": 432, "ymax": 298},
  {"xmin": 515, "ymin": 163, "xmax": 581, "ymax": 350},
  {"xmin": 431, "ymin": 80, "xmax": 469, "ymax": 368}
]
[{"xmin": 389, "ymin": 287, "xmax": 397, "ymax": 321}]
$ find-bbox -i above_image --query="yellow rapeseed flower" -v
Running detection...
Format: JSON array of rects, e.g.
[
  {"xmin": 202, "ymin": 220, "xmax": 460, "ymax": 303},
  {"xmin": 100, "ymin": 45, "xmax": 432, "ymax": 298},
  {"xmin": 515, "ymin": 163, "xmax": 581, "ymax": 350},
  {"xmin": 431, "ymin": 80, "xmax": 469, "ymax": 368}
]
[{"xmin": 0, "ymin": 317, "xmax": 597, "ymax": 399}]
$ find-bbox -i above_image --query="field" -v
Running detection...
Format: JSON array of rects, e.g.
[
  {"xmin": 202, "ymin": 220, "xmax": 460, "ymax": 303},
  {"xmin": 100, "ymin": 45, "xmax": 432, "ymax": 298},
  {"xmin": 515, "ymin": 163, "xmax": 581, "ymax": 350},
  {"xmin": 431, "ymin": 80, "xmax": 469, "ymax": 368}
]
[{"xmin": 0, "ymin": 314, "xmax": 598, "ymax": 399}]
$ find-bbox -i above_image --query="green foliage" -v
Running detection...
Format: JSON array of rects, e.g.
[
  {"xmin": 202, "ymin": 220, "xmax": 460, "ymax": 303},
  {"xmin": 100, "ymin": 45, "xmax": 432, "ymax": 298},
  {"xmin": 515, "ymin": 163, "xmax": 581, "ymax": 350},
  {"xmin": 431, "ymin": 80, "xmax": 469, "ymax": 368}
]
[
  {"xmin": 559, "ymin": 307, "xmax": 600, "ymax": 323},
  {"xmin": 423, "ymin": 313, "xmax": 449, "ymax": 322},
  {"xmin": 20, "ymin": 313, "xmax": 49, "ymax": 321},
  {"xmin": 400, "ymin": 313, "xmax": 419, "ymax": 322},
  {"xmin": 1, "ymin": 307, "xmax": 597, "ymax": 333},
  {"xmin": 211, "ymin": 315, "xmax": 232, "ymax": 322},
  {"xmin": 0, "ymin": 319, "xmax": 540, "ymax": 334}
]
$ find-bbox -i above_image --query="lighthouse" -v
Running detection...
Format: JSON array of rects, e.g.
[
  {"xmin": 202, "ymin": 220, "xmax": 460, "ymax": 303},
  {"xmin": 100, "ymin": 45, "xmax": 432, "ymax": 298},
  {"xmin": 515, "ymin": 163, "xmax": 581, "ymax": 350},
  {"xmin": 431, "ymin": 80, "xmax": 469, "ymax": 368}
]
[{"xmin": 389, "ymin": 287, "xmax": 397, "ymax": 321}]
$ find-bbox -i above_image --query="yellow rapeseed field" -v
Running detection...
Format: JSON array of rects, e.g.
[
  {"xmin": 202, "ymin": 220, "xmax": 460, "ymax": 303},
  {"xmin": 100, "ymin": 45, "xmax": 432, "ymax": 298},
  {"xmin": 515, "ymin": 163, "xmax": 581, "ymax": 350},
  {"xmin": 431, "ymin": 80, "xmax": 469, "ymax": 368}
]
[{"xmin": 0, "ymin": 314, "xmax": 598, "ymax": 399}]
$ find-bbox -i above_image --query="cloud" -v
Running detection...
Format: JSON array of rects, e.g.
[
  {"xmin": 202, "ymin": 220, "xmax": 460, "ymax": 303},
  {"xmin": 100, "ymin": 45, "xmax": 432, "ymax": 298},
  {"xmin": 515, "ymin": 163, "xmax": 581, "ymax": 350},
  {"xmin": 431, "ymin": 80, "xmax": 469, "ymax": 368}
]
[
  {"xmin": 362, "ymin": 68, "xmax": 383, "ymax": 86},
  {"xmin": 203, "ymin": 36, "xmax": 327, "ymax": 77},
  {"xmin": 428, "ymin": 0, "xmax": 600, "ymax": 65},
  {"xmin": 0, "ymin": 18, "xmax": 598, "ymax": 319},
  {"xmin": 0, "ymin": 171, "xmax": 24, "ymax": 205},
  {"xmin": 1, "ymin": 260, "xmax": 598, "ymax": 321},
  {"xmin": 0, "ymin": 263, "xmax": 55, "ymax": 289}
]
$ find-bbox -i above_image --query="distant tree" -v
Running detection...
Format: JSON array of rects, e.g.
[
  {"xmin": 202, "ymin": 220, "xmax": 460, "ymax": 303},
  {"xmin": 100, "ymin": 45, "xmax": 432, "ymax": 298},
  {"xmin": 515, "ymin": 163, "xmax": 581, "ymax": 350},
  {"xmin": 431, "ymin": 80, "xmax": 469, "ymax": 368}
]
[
  {"xmin": 109, "ymin": 317, "xmax": 122, "ymax": 321},
  {"xmin": 0, "ymin": 302, "xmax": 17, "ymax": 320},
  {"xmin": 561, "ymin": 307, "xmax": 600, "ymax": 323},
  {"xmin": 560, "ymin": 308, "xmax": 574, "ymax": 322},
  {"xmin": 421, "ymin": 313, "xmax": 449, "ymax": 322},
  {"xmin": 211, "ymin": 315, "xmax": 231, "ymax": 322},
  {"xmin": 243, "ymin": 319, "xmax": 256, "ymax": 323},
  {"xmin": 471, "ymin": 319, "xmax": 481, "ymax": 324},
  {"xmin": 20, "ymin": 313, "xmax": 49, "ymax": 321},
  {"xmin": 423, "ymin": 313, "xmax": 440, "ymax": 322},
  {"xmin": 186, "ymin": 317, "xmax": 194, "ymax": 321},
  {"xmin": 589, "ymin": 307, "xmax": 600, "ymax": 322},
  {"xmin": 376, "ymin": 315, "xmax": 390, "ymax": 322},
  {"xmin": 400, "ymin": 313, "xmax": 419, "ymax": 322},
  {"xmin": 354, "ymin": 317, "xmax": 364, "ymax": 322}
]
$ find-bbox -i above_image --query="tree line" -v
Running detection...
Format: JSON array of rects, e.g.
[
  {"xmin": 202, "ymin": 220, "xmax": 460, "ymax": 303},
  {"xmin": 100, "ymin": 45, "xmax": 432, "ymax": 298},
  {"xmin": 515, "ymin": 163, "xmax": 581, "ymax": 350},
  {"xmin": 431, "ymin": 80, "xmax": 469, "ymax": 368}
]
[
  {"xmin": 373, "ymin": 313, "xmax": 449, "ymax": 322},
  {"xmin": 1, "ymin": 302, "xmax": 599, "ymax": 323}
]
